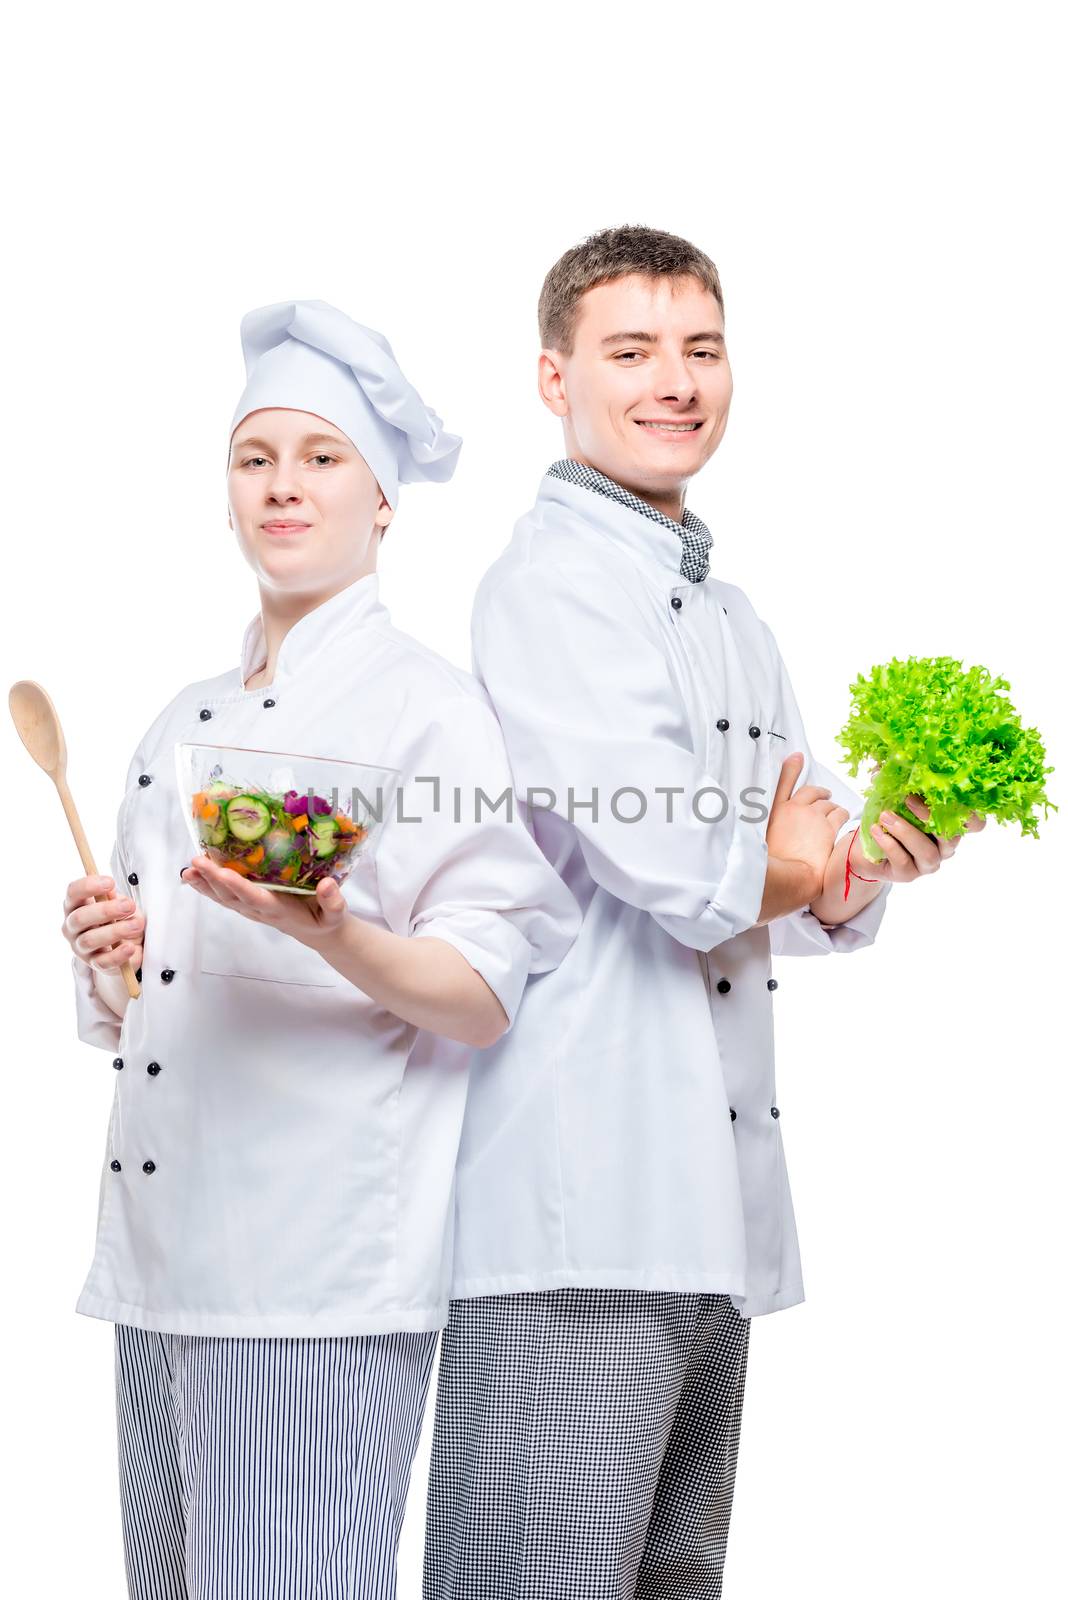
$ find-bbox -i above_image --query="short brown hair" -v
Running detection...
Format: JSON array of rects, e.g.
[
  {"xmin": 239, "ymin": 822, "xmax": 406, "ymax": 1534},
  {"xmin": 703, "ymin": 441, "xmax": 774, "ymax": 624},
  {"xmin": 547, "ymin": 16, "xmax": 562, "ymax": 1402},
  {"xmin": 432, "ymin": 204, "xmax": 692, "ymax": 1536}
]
[{"xmin": 538, "ymin": 224, "xmax": 725, "ymax": 355}]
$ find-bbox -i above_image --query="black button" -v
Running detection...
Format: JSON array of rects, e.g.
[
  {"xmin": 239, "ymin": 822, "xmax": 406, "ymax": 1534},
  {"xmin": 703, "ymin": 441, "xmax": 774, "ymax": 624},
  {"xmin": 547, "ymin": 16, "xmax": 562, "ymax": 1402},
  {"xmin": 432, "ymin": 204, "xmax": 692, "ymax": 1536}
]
[
  {"xmin": 767, "ymin": 978, "xmax": 778, "ymax": 991},
  {"xmin": 199, "ymin": 708, "xmax": 212, "ymax": 721},
  {"xmin": 770, "ymin": 1106, "xmax": 780, "ymax": 1119},
  {"xmin": 127, "ymin": 872, "xmax": 139, "ymax": 886},
  {"xmin": 749, "ymin": 725, "xmax": 761, "ymax": 739},
  {"xmin": 161, "ymin": 969, "xmax": 175, "ymax": 984},
  {"xmin": 142, "ymin": 1160, "xmax": 156, "ymax": 1174},
  {"xmin": 730, "ymin": 1107, "xmax": 737, "ymax": 1122},
  {"xmin": 263, "ymin": 698, "xmax": 276, "ymax": 708},
  {"xmin": 670, "ymin": 596, "xmax": 683, "ymax": 611},
  {"xmin": 112, "ymin": 1057, "xmax": 124, "ymax": 1071},
  {"xmin": 716, "ymin": 978, "xmax": 731, "ymax": 994},
  {"xmin": 716, "ymin": 718, "xmax": 730, "ymax": 732},
  {"xmin": 147, "ymin": 1061, "xmax": 162, "ymax": 1077},
  {"xmin": 138, "ymin": 774, "xmax": 152, "ymax": 787},
  {"xmin": 110, "ymin": 1160, "xmax": 122, "ymax": 1172},
  {"xmin": 135, "ymin": 967, "xmax": 143, "ymax": 983}
]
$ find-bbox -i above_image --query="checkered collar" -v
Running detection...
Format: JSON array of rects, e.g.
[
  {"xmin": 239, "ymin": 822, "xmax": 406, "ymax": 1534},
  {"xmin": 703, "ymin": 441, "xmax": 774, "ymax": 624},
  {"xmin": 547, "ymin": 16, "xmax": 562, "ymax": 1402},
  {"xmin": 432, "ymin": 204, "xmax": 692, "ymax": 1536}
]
[{"xmin": 545, "ymin": 459, "xmax": 713, "ymax": 583}]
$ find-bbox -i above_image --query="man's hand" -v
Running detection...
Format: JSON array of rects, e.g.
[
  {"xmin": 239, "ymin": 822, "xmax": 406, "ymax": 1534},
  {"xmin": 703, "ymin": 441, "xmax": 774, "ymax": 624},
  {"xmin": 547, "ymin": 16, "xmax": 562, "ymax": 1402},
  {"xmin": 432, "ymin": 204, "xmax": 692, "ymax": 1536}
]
[
  {"xmin": 180, "ymin": 853, "xmax": 351, "ymax": 945},
  {"xmin": 854, "ymin": 792, "xmax": 986, "ymax": 885},
  {"xmin": 765, "ymin": 752, "xmax": 850, "ymax": 896},
  {"xmin": 757, "ymin": 753, "xmax": 850, "ymax": 924},
  {"xmin": 808, "ymin": 782, "xmax": 987, "ymax": 925}
]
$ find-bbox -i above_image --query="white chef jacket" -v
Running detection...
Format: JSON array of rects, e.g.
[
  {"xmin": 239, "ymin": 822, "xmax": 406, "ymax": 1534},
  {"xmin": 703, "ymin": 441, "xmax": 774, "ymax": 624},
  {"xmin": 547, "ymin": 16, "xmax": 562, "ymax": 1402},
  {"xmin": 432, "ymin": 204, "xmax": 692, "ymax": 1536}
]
[
  {"xmin": 449, "ymin": 472, "xmax": 893, "ymax": 1318},
  {"xmin": 71, "ymin": 572, "xmax": 580, "ymax": 1337}
]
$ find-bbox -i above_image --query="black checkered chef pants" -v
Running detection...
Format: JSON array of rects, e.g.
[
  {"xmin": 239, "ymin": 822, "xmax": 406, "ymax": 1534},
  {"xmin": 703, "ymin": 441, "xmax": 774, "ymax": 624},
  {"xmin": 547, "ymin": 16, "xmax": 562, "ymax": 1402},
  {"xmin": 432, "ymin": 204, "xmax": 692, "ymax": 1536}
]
[{"xmin": 423, "ymin": 1290, "xmax": 751, "ymax": 1600}]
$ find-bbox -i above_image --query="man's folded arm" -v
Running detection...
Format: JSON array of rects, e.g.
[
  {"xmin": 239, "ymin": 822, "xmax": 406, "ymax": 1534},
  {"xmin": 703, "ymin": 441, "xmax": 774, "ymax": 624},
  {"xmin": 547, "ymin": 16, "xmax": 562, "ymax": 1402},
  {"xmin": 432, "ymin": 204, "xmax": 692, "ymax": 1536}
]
[{"xmin": 471, "ymin": 562, "xmax": 769, "ymax": 954}]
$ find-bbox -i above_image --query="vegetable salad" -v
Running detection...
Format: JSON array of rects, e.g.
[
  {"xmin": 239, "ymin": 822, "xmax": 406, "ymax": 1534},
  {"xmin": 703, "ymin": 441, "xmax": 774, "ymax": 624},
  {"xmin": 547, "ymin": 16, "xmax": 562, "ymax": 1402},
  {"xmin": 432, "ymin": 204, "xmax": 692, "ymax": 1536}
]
[{"xmin": 190, "ymin": 779, "xmax": 368, "ymax": 892}]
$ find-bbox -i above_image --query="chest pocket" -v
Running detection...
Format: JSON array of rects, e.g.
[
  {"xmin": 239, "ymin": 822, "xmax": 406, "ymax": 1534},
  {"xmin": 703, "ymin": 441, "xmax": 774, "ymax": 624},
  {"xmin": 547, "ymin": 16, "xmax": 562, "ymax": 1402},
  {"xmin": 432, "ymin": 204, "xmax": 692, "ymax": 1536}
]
[{"xmin": 195, "ymin": 889, "xmax": 341, "ymax": 987}]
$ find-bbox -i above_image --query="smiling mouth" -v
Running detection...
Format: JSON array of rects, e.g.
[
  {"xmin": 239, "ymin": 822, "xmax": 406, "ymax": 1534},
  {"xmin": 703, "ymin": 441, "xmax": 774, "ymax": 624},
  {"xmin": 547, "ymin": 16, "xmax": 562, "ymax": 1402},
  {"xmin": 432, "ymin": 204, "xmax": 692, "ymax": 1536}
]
[{"xmin": 635, "ymin": 421, "xmax": 703, "ymax": 434}]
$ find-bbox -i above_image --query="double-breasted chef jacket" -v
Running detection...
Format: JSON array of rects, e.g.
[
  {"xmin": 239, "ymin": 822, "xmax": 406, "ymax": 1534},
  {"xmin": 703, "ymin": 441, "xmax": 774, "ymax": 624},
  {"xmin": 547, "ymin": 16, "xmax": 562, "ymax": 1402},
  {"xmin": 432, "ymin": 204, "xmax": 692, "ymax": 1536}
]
[
  {"xmin": 71, "ymin": 572, "xmax": 581, "ymax": 1337},
  {"xmin": 449, "ymin": 470, "xmax": 894, "ymax": 1318}
]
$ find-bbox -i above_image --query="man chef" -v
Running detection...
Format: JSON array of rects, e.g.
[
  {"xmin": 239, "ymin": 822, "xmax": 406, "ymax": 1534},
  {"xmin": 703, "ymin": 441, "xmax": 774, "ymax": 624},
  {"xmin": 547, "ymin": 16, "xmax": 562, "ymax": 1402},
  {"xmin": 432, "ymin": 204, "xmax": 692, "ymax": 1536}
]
[
  {"xmin": 422, "ymin": 226, "xmax": 985, "ymax": 1599},
  {"xmin": 61, "ymin": 299, "xmax": 580, "ymax": 1599}
]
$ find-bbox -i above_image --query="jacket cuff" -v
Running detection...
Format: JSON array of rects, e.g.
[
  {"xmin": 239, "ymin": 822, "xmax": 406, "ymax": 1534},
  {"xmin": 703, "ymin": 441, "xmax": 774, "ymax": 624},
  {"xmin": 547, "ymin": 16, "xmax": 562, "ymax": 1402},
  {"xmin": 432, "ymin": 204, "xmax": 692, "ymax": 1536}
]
[
  {"xmin": 714, "ymin": 813, "xmax": 771, "ymax": 937},
  {"xmin": 71, "ymin": 953, "xmax": 123, "ymax": 1051},
  {"xmin": 769, "ymin": 879, "xmax": 893, "ymax": 957},
  {"xmin": 652, "ymin": 814, "xmax": 769, "ymax": 952},
  {"xmin": 410, "ymin": 910, "xmax": 534, "ymax": 1031}
]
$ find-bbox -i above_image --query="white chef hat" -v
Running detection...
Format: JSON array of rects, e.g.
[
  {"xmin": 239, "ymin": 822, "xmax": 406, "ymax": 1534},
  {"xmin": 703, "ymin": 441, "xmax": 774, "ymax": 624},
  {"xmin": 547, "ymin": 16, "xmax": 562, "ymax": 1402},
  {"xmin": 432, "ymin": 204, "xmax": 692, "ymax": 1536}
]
[{"xmin": 229, "ymin": 299, "xmax": 461, "ymax": 507}]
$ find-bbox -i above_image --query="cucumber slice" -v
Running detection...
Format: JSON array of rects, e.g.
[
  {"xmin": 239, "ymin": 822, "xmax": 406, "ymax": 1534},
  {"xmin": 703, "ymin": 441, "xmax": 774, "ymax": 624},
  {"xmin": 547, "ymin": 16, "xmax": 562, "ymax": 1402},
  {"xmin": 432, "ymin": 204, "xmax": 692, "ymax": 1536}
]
[
  {"xmin": 202, "ymin": 815, "xmax": 229, "ymax": 847},
  {"xmin": 227, "ymin": 794, "xmax": 271, "ymax": 842},
  {"xmin": 309, "ymin": 817, "xmax": 339, "ymax": 858}
]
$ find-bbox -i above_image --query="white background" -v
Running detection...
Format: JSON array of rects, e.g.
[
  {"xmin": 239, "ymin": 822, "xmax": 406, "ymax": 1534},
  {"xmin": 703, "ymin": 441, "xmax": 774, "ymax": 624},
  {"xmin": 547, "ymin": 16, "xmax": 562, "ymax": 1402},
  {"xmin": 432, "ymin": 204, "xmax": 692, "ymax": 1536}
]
[{"xmin": 2, "ymin": 3, "xmax": 1064, "ymax": 1595}]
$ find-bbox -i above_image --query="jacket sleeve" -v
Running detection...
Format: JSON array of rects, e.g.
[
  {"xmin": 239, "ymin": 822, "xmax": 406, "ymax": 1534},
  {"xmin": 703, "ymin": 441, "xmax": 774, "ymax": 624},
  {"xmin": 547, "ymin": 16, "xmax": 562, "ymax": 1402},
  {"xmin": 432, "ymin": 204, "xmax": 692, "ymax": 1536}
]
[
  {"xmin": 71, "ymin": 830, "xmax": 128, "ymax": 1051},
  {"xmin": 373, "ymin": 689, "xmax": 582, "ymax": 1031},
  {"xmin": 70, "ymin": 730, "xmax": 151, "ymax": 1051},
  {"xmin": 471, "ymin": 562, "xmax": 769, "ymax": 954},
  {"xmin": 761, "ymin": 619, "xmax": 893, "ymax": 957}
]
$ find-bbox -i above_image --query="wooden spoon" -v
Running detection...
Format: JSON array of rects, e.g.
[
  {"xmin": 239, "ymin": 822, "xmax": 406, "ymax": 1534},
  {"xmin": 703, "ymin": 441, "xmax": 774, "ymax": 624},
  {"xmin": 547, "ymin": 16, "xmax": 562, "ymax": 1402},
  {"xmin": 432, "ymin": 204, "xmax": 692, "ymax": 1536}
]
[{"xmin": 8, "ymin": 680, "xmax": 141, "ymax": 999}]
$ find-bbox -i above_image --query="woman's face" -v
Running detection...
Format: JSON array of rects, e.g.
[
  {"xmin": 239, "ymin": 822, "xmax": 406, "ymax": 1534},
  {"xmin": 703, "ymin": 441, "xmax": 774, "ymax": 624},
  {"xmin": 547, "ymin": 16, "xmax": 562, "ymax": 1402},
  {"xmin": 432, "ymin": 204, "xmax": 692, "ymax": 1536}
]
[{"xmin": 227, "ymin": 407, "xmax": 393, "ymax": 598}]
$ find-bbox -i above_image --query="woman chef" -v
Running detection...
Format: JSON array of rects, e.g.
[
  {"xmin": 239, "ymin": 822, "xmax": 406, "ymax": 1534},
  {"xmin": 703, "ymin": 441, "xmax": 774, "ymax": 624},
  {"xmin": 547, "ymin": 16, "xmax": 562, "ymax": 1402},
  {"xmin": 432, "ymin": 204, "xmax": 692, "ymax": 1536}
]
[{"xmin": 60, "ymin": 299, "xmax": 580, "ymax": 1600}]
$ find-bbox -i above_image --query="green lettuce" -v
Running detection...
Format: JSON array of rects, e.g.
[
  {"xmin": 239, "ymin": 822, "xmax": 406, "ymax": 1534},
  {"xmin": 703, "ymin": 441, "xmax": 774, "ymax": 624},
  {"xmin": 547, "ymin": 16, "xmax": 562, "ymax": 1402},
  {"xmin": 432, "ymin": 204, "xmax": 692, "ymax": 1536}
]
[{"xmin": 835, "ymin": 655, "xmax": 1056, "ymax": 865}]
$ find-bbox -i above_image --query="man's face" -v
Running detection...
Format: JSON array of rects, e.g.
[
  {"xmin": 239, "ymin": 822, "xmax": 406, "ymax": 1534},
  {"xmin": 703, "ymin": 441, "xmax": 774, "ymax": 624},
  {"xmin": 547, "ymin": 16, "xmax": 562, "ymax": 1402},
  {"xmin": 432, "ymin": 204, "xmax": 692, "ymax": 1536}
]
[
  {"xmin": 540, "ymin": 273, "xmax": 732, "ymax": 500},
  {"xmin": 226, "ymin": 407, "xmax": 392, "ymax": 600}
]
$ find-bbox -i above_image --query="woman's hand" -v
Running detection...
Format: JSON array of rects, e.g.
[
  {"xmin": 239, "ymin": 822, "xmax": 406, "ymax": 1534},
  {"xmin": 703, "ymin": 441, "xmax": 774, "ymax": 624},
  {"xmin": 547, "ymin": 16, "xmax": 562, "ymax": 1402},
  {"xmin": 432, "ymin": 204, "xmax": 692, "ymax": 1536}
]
[
  {"xmin": 180, "ymin": 854, "xmax": 350, "ymax": 945},
  {"xmin": 63, "ymin": 873, "xmax": 145, "ymax": 973}
]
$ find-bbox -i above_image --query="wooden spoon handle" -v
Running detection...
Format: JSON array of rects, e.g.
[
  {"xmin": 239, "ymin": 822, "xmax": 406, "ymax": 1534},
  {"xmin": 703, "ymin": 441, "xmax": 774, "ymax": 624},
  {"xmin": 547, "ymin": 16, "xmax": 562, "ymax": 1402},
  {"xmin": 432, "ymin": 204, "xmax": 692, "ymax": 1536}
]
[{"xmin": 56, "ymin": 775, "xmax": 141, "ymax": 1000}]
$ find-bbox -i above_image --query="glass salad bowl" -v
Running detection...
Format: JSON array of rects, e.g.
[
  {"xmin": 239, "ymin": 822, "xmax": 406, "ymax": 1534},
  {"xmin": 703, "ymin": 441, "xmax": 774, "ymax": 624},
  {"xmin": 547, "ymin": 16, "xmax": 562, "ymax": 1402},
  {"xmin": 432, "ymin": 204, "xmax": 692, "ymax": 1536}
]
[{"xmin": 174, "ymin": 742, "xmax": 401, "ymax": 895}]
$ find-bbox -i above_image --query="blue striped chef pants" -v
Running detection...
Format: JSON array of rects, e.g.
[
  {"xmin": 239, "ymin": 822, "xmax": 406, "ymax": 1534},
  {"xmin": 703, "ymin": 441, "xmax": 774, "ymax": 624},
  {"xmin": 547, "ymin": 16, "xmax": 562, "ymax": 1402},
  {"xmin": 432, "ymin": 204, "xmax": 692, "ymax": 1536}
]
[{"xmin": 114, "ymin": 1321, "xmax": 437, "ymax": 1600}]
